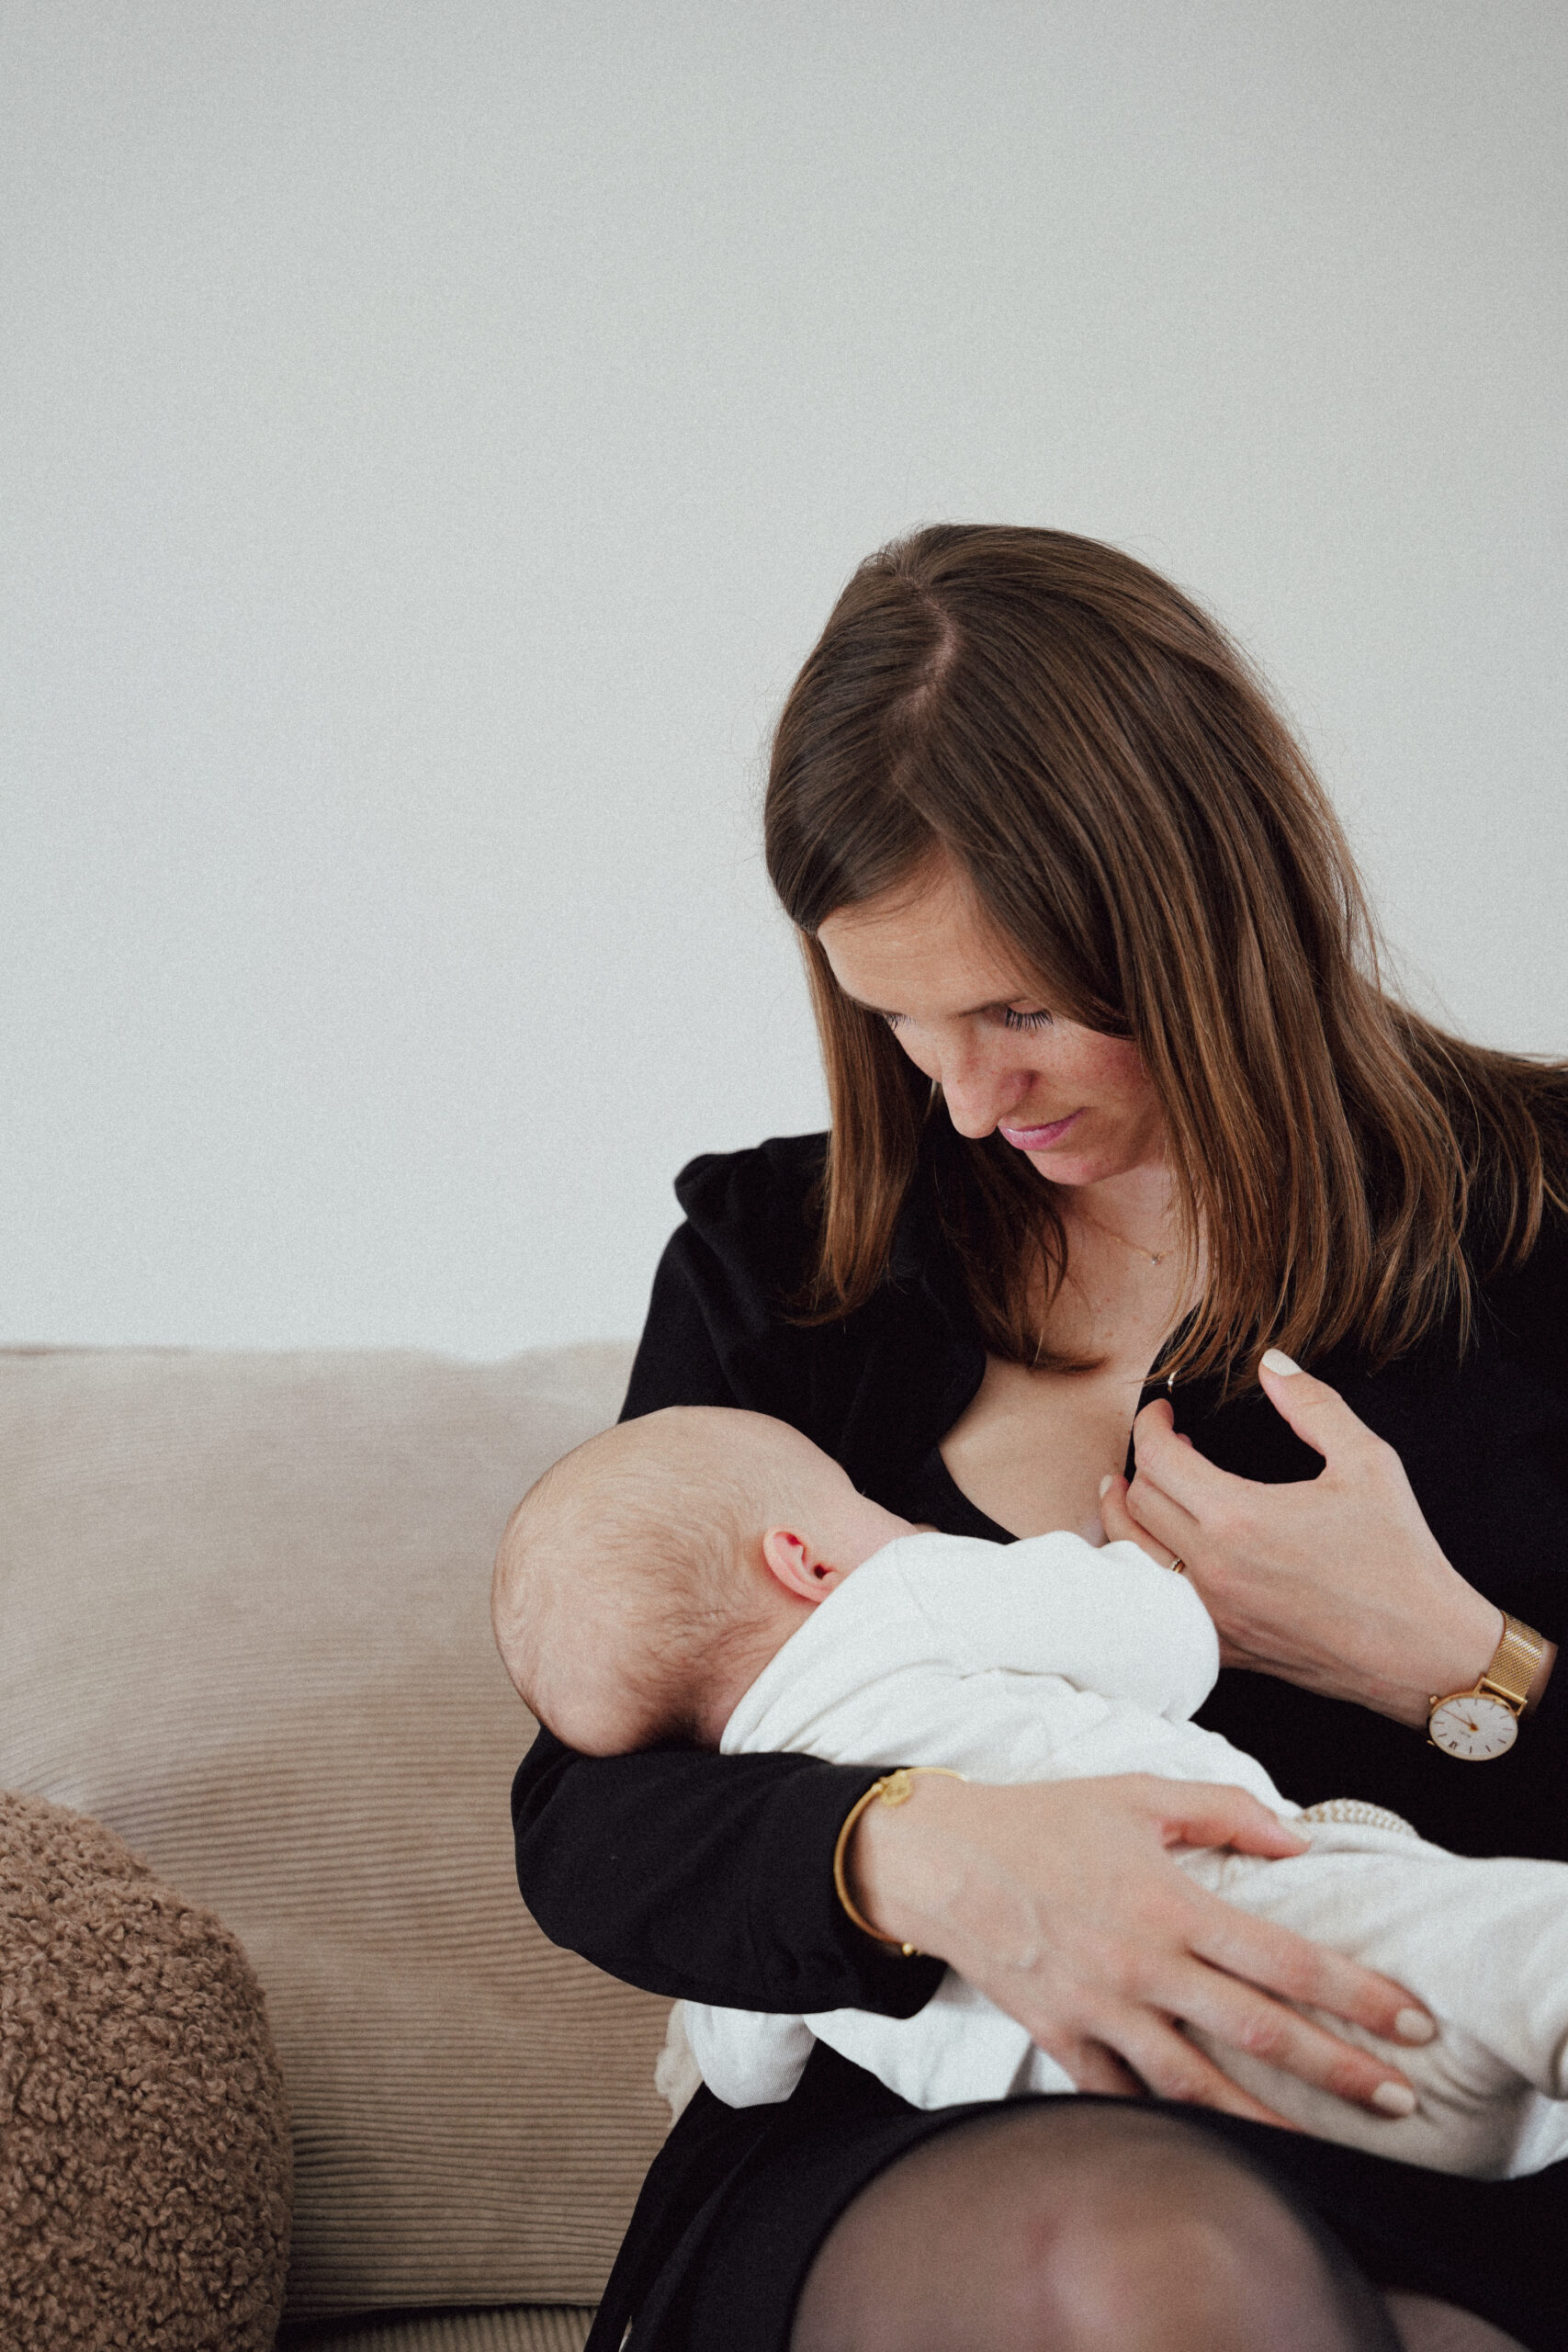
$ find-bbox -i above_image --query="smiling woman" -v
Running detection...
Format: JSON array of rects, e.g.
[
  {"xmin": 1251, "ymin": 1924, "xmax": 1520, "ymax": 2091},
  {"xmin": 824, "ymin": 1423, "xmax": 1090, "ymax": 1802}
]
[
  {"xmin": 818, "ymin": 864, "xmax": 1163, "ymax": 1184},
  {"xmin": 513, "ymin": 526, "xmax": 1568, "ymax": 2352}
]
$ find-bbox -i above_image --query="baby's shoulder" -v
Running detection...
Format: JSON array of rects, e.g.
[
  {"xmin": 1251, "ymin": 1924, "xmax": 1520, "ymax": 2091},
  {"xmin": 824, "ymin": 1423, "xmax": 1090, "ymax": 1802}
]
[{"xmin": 861, "ymin": 1530, "xmax": 1219, "ymax": 1702}]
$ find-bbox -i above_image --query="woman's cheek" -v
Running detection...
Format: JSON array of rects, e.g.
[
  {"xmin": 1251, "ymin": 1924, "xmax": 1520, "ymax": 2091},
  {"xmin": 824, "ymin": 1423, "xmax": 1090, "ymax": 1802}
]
[{"xmin": 890, "ymin": 1027, "xmax": 941, "ymax": 1085}]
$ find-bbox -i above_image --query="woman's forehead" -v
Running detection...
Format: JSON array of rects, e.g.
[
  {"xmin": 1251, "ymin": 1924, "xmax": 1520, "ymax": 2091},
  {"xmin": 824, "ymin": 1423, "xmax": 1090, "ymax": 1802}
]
[{"xmin": 817, "ymin": 863, "xmax": 1038, "ymax": 1016}]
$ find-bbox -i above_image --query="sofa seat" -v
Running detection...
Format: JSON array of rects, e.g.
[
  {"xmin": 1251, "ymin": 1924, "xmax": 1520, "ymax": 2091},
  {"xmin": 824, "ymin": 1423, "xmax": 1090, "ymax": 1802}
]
[{"xmin": 283, "ymin": 2306, "xmax": 592, "ymax": 2349}]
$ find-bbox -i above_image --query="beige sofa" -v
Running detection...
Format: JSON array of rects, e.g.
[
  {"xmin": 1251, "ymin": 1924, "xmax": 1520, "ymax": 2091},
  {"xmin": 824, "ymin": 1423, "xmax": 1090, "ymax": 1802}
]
[{"xmin": 1, "ymin": 1342, "xmax": 676, "ymax": 2350}]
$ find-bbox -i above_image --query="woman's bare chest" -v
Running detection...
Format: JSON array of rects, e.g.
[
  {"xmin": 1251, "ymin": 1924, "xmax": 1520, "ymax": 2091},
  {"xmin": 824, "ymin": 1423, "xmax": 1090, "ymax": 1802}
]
[
  {"xmin": 937, "ymin": 1250, "xmax": 1188, "ymax": 1541},
  {"xmin": 939, "ymin": 1355, "xmax": 1156, "ymax": 1541}
]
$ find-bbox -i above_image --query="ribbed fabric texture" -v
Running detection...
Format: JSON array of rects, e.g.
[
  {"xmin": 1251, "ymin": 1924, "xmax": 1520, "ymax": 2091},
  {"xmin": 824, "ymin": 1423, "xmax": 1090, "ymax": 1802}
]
[
  {"xmin": 281, "ymin": 2304, "xmax": 594, "ymax": 2350},
  {"xmin": 0, "ymin": 1346, "xmax": 671, "ymax": 2321}
]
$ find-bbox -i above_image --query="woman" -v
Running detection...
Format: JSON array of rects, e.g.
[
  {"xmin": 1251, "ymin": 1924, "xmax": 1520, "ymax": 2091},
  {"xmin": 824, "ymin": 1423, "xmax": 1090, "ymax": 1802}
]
[{"xmin": 513, "ymin": 527, "xmax": 1568, "ymax": 2350}]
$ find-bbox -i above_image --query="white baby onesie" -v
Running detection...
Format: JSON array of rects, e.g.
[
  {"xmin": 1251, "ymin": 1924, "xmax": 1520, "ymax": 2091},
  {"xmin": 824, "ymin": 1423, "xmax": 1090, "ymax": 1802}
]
[{"xmin": 680, "ymin": 1532, "xmax": 1568, "ymax": 2178}]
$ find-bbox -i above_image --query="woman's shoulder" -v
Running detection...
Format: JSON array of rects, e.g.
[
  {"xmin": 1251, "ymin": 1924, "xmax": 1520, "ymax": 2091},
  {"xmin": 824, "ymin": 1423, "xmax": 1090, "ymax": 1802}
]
[
  {"xmin": 628, "ymin": 1133, "xmax": 970, "ymax": 1471},
  {"xmin": 664, "ymin": 1132, "xmax": 830, "ymax": 1314},
  {"xmin": 673, "ymin": 1131, "xmax": 829, "ymax": 1248},
  {"xmin": 619, "ymin": 1136, "xmax": 831, "ymax": 1423}
]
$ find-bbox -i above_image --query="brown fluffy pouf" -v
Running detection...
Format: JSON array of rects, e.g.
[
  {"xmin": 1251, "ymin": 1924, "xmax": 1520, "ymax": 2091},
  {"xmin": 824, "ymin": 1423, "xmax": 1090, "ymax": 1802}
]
[{"xmin": 0, "ymin": 1792, "xmax": 292, "ymax": 2350}]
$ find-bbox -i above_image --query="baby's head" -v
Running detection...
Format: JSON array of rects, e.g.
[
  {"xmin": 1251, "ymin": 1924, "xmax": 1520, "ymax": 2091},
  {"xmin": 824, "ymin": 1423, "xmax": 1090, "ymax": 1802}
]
[{"xmin": 491, "ymin": 1407, "xmax": 908, "ymax": 1755}]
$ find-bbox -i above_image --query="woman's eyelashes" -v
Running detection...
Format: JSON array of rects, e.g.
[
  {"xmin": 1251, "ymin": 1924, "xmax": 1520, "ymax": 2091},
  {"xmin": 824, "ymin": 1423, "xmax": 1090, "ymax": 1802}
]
[{"xmin": 878, "ymin": 1006, "xmax": 1055, "ymax": 1034}]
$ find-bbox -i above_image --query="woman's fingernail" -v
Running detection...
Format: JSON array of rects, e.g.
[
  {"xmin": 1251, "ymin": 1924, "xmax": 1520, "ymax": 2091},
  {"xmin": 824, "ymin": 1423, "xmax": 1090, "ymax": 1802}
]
[
  {"xmin": 1098, "ymin": 1474, "xmax": 1115, "ymax": 1499},
  {"xmin": 1371, "ymin": 2081, "xmax": 1417, "ymax": 2118},
  {"xmin": 1259, "ymin": 1348, "xmax": 1302, "ymax": 1377},
  {"xmin": 1394, "ymin": 2008, "xmax": 1437, "ymax": 2045}
]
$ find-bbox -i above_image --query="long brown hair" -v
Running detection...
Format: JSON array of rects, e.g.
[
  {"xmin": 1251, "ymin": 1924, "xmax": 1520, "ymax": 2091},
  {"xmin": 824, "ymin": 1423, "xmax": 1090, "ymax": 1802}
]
[{"xmin": 764, "ymin": 525, "xmax": 1568, "ymax": 1378}]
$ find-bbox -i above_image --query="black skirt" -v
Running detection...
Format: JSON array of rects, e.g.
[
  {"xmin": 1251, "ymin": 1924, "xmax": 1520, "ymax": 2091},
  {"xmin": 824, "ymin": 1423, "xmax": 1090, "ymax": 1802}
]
[{"xmin": 608, "ymin": 2046, "xmax": 1568, "ymax": 2352}]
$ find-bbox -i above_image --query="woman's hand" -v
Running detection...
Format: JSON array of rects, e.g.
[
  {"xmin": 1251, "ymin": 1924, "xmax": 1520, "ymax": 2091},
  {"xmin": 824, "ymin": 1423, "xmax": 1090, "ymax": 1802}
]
[
  {"xmin": 1101, "ymin": 1354, "xmax": 1520, "ymax": 1726},
  {"xmin": 849, "ymin": 1771, "xmax": 1433, "ymax": 2124}
]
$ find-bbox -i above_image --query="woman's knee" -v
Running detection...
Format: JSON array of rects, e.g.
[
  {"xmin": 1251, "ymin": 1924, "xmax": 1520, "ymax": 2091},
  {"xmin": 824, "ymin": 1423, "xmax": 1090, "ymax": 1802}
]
[
  {"xmin": 792, "ymin": 2105, "xmax": 1397, "ymax": 2352},
  {"xmin": 1384, "ymin": 2293, "xmax": 1529, "ymax": 2352},
  {"xmin": 1021, "ymin": 2111, "xmax": 1389, "ymax": 2349}
]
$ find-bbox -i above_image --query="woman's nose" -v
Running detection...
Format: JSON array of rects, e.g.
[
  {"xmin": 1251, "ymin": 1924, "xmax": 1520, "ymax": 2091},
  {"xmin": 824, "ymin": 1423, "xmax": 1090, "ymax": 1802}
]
[{"xmin": 938, "ymin": 1042, "xmax": 1032, "ymax": 1138}]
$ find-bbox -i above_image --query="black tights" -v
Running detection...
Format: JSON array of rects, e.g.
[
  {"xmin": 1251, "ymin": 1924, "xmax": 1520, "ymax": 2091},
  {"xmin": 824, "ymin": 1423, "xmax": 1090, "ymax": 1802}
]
[{"xmin": 788, "ymin": 2108, "xmax": 1526, "ymax": 2352}]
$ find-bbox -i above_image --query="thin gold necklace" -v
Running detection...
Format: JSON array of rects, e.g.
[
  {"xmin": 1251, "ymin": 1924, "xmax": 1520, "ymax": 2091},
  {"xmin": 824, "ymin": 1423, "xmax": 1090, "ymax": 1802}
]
[{"xmin": 1069, "ymin": 1204, "xmax": 1176, "ymax": 1268}]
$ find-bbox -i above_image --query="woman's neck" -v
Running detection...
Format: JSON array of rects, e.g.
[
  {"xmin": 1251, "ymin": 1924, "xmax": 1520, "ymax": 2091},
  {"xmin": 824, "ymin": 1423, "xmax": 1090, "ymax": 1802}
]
[
  {"xmin": 1019, "ymin": 1159, "xmax": 1204, "ymax": 1372},
  {"xmin": 1055, "ymin": 1160, "xmax": 1186, "ymax": 1266}
]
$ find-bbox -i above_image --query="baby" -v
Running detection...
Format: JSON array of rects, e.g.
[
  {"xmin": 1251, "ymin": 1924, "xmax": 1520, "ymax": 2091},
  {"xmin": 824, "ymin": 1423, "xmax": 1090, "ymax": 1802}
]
[{"xmin": 492, "ymin": 1405, "xmax": 1568, "ymax": 2179}]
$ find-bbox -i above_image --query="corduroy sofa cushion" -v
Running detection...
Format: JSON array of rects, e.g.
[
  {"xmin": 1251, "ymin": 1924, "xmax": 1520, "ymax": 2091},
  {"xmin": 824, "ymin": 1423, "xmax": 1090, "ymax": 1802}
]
[{"xmin": 0, "ymin": 1344, "xmax": 671, "ymax": 2322}]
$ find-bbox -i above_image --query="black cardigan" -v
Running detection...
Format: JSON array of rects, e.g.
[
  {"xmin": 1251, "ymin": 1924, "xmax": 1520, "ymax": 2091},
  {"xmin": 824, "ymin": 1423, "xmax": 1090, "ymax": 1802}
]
[{"xmin": 513, "ymin": 1133, "xmax": 1568, "ymax": 2345}]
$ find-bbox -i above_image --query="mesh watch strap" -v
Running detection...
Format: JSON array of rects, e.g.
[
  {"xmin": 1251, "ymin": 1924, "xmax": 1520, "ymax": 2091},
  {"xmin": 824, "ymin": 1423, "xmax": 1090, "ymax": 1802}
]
[{"xmin": 1480, "ymin": 1614, "xmax": 1545, "ymax": 1713}]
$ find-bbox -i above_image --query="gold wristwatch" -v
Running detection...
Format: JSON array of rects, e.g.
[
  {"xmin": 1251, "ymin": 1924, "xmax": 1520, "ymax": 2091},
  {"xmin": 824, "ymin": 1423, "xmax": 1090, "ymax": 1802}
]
[{"xmin": 1427, "ymin": 1614, "xmax": 1546, "ymax": 1760}]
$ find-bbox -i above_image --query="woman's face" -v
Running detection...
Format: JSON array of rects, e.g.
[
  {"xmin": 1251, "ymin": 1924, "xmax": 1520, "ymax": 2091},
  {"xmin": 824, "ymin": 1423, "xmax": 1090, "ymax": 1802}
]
[{"xmin": 816, "ymin": 860, "xmax": 1167, "ymax": 1189}]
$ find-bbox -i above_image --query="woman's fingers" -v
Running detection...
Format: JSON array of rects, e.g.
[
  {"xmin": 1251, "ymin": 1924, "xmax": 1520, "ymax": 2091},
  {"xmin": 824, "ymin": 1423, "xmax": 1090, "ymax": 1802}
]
[
  {"xmin": 1140, "ymin": 1782, "xmax": 1433, "ymax": 2053},
  {"xmin": 1173, "ymin": 1944, "xmax": 1418, "ymax": 2113},
  {"xmin": 1134, "ymin": 1788, "xmax": 1431, "ymax": 2100},
  {"xmin": 1056, "ymin": 2040, "xmax": 1149, "ymax": 2099},
  {"xmin": 1141, "ymin": 1777, "xmax": 1307, "ymax": 1861},
  {"xmin": 1041, "ymin": 1946, "xmax": 1414, "ymax": 2125},
  {"xmin": 1192, "ymin": 1889, "xmax": 1429, "ymax": 2048},
  {"xmin": 1256, "ymin": 1352, "xmax": 1387, "ymax": 1471},
  {"xmin": 1129, "ymin": 1398, "xmax": 1231, "ymax": 1524},
  {"xmin": 1081, "ymin": 2012, "xmax": 1299, "ymax": 2129},
  {"xmin": 1097, "ymin": 1472, "xmax": 1179, "ymax": 1567},
  {"xmin": 1094, "ymin": 1784, "xmax": 1434, "ymax": 2109},
  {"xmin": 1116, "ymin": 1986, "xmax": 1401, "ymax": 2124}
]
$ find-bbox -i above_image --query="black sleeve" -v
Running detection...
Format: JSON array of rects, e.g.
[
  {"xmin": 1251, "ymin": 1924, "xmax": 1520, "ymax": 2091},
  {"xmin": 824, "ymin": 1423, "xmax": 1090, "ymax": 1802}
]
[
  {"xmin": 511, "ymin": 1730, "xmax": 940, "ymax": 2013},
  {"xmin": 510, "ymin": 1181, "xmax": 944, "ymax": 2017},
  {"xmin": 620, "ymin": 1222, "xmax": 749, "ymax": 1418}
]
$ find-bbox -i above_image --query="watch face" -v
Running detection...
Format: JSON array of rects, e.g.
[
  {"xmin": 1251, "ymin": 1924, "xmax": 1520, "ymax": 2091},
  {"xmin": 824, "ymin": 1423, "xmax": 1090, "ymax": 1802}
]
[{"xmin": 1428, "ymin": 1691, "xmax": 1518, "ymax": 1760}]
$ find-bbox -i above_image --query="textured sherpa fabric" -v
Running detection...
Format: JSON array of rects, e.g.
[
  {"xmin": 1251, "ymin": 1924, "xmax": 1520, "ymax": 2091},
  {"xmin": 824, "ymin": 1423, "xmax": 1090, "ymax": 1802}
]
[{"xmin": 0, "ymin": 1791, "xmax": 292, "ymax": 2351}]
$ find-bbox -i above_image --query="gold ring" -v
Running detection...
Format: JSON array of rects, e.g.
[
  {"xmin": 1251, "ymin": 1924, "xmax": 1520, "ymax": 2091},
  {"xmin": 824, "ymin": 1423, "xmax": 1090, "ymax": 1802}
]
[{"xmin": 1169, "ymin": 1556, "xmax": 1187, "ymax": 1577}]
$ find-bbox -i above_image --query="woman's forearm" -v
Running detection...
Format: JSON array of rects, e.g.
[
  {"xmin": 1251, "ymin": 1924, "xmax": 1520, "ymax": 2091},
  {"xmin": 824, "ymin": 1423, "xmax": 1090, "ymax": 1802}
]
[
  {"xmin": 1229, "ymin": 1576, "xmax": 1509, "ymax": 1731},
  {"xmin": 510, "ymin": 1724, "xmax": 945, "ymax": 2015},
  {"xmin": 1356, "ymin": 1603, "xmax": 1557, "ymax": 1731}
]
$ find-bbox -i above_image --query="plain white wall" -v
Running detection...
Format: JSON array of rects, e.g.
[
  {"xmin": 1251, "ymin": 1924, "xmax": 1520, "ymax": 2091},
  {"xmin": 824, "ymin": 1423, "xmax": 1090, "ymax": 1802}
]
[{"xmin": 5, "ymin": 1, "xmax": 1564, "ymax": 1354}]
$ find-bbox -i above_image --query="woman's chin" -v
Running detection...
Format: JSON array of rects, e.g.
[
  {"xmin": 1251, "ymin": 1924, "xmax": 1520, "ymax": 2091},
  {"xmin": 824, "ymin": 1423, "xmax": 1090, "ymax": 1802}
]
[
  {"xmin": 1013, "ymin": 1145, "xmax": 1116, "ymax": 1187},
  {"xmin": 1005, "ymin": 1127, "xmax": 1170, "ymax": 1191}
]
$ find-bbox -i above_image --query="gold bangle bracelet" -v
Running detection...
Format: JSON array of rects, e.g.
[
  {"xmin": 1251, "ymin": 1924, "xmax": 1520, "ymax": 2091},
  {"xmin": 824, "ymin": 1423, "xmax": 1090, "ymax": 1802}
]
[{"xmin": 831, "ymin": 1766, "xmax": 968, "ymax": 1957}]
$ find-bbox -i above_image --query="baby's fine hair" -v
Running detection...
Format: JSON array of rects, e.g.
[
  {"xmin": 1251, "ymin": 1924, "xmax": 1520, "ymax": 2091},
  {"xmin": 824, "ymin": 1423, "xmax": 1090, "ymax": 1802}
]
[{"xmin": 491, "ymin": 1407, "xmax": 792, "ymax": 1748}]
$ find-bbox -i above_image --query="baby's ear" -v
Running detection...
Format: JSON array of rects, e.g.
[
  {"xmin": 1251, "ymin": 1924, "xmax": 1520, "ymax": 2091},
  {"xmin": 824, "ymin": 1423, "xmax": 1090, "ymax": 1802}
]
[{"xmin": 761, "ymin": 1527, "xmax": 840, "ymax": 1604}]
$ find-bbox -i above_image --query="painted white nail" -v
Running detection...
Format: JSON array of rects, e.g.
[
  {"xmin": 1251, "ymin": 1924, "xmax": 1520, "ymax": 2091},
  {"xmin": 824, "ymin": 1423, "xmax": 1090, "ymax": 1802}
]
[
  {"xmin": 1371, "ymin": 2081, "xmax": 1417, "ymax": 2118},
  {"xmin": 1098, "ymin": 1474, "xmax": 1115, "ymax": 1499},
  {"xmin": 1259, "ymin": 1348, "xmax": 1302, "ymax": 1376},
  {"xmin": 1395, "ymin": 2008, "xmax": 1437, "ymax": 2045}
]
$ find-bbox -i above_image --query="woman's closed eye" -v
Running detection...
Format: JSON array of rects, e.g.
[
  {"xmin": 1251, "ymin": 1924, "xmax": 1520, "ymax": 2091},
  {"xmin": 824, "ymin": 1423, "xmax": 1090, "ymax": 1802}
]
[{"xmin": 879, "ymin": 1005, "xmax": 1055, "ymax": 1035}]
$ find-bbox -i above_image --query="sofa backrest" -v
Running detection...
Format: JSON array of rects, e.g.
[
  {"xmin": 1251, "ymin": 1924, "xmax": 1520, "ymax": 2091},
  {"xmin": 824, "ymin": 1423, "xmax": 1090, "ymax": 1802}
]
[{"xmin": 0, "ymin": 1342, "xmax": 672, "ymax": 2322}]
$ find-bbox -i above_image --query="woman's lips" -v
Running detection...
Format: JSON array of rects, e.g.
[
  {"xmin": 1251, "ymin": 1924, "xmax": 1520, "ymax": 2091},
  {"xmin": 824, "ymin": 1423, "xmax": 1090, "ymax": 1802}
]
[{"xmin": 998, "ymin": 1109, "xmax": 1084, "ymax": 1152}]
